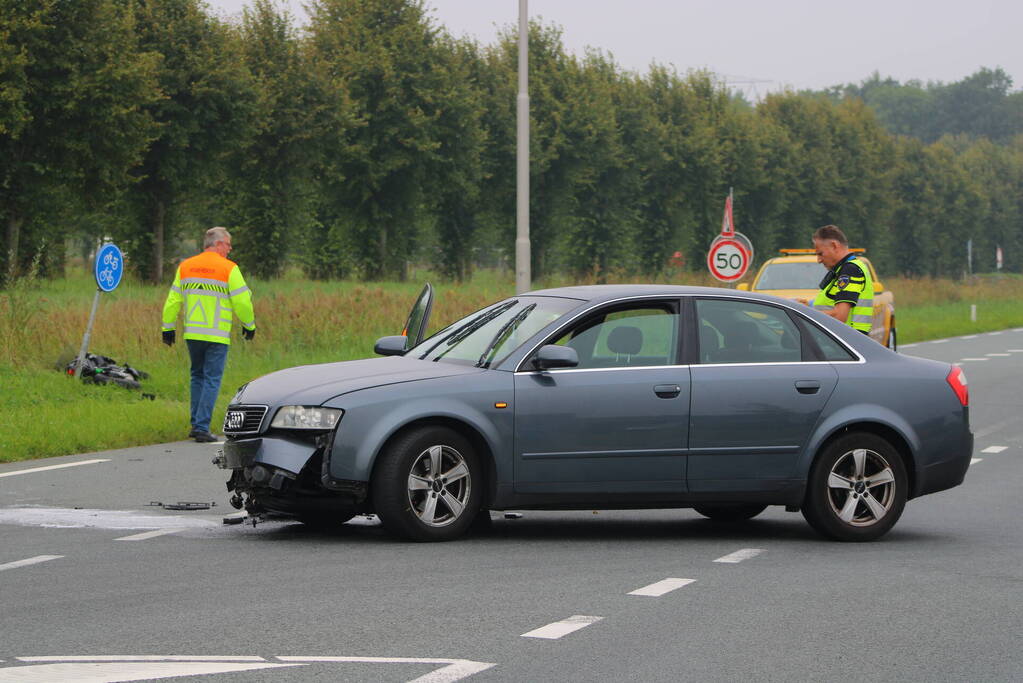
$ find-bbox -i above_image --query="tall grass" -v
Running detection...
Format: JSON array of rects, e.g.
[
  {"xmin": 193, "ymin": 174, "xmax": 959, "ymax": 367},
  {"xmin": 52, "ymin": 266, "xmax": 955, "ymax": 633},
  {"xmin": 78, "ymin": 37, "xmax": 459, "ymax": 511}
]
[{"xmin": 1, "ymin": 268, "xmax": 1020, "ymax": 462}]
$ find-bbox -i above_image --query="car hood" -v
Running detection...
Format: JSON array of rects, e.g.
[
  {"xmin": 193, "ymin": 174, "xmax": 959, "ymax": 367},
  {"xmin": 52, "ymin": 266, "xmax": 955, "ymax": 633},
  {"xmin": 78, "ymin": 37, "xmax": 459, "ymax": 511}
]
[
  {"xmin": 753, "ymin": 288, "xmax": 816, "ymax": 300},
  {"xmin": 231, "ymin": 356, "xmax": 484, "ymax": 406}
]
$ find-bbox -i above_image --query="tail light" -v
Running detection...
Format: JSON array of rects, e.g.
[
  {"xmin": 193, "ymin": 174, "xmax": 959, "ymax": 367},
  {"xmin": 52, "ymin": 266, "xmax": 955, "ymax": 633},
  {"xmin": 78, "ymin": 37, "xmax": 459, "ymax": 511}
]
[{"xmin": 946, "ymin": 365, "xmax": 968, "ymax": 406}]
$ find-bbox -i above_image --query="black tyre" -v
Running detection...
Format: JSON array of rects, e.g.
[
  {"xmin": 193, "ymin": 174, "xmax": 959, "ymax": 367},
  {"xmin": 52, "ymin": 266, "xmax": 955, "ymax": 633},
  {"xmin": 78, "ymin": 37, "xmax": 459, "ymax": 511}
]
[
  {"xmin": 372, "ymin": 426, "xmax": 482, "ymax": 542},
  {"xmin": 802, "ymin": 432, "xmax": 907, "ymax": 542},
  {"xmin": 887, "ymin": 325, "xmax": 897, "ymax": 352},
  {"xmin": 693, "ymin": 504, "xmax": 768, "ymax": 522}
]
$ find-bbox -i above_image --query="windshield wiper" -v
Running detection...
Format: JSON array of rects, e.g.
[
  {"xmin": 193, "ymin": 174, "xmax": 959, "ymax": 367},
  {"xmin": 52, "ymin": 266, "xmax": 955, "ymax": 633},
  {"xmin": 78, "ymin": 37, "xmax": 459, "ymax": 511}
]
[
  {"xmin": 476, "ymin": 303, "xmax": 536, "ymax": 368},
  {"xmin": 424, "ymin": 300, "xmax": 518, "ymax": 362}
]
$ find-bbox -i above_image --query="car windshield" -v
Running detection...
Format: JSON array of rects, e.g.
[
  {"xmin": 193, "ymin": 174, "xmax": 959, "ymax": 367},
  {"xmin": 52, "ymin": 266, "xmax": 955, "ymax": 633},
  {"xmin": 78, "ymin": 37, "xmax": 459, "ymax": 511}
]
[
  {"xmin": 410, "ymin": 296, "xmax": 580, "ymax": 367},
  {"xmin": 755, "ymin": 262, "xmax": 828, "ymax": 290}
]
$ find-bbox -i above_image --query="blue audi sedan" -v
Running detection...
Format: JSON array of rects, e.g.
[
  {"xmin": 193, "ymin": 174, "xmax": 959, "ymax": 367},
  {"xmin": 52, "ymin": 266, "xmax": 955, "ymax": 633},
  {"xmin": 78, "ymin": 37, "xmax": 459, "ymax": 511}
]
[{"xmin": 217, "ymin": 284, "xmax": 972, "ymax": 542}]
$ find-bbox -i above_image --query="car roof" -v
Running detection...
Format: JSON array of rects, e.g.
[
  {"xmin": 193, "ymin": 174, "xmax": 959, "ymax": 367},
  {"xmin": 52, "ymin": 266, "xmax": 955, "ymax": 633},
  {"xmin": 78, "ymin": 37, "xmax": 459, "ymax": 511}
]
[{"xmin": 525, "ymin": 284, "xmax": 762, "ymax": 303}]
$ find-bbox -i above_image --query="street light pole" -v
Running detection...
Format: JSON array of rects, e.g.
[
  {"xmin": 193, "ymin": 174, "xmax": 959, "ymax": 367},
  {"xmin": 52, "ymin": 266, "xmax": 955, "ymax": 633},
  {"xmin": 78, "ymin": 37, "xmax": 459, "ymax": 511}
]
[{"xmin": 515, "ymin": 0, "xmax": 531, "ymax": 294}]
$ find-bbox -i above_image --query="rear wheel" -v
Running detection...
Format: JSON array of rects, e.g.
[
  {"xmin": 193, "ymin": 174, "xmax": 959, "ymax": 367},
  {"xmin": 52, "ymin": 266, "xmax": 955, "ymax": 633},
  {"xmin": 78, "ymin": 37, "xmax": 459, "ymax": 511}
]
[
  {"xmin": 693, "ymin": 504, "xmax": 767, "ymax": 522},
  {"xmin": 372, "ymin": 426, "xmax": 482, "ymax": 542},
  {"xmin": 802, "ymin": 432, "xmax": 907, "ymax": 541}
]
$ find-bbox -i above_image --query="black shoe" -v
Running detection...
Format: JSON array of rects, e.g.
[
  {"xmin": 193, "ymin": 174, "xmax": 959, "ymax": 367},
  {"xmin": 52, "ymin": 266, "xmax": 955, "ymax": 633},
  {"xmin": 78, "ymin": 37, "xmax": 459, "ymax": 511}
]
[
  {"xmin": 188, "ymin": 428, "xmax": 199, "ymax": 439},
  {"xmin": 193, "ymin": 431, "xmax": 220, "ymax": 443}
]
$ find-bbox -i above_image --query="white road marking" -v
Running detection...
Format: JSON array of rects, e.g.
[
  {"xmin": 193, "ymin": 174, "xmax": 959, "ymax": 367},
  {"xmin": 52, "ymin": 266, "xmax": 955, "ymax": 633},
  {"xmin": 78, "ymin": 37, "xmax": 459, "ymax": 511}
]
[
  {"xmin": 277, "ymin": 657, "xmax": 496, "ymax": 682},
  {"xmin": 981, "ymin": 446, "xmax": 1008, "ymax": 454},
  {"xmin": 987, "ymin": 331, "xmax": 1003, "ymax": 335},
  {"xmin": 971, "ymin": 458, "xmax": 982, "ymax": 465},
  {"xmin": 714, "ymin": 548, "xmax": 766, "ymax": 563},
  {"xmin": 962, "ymin": 335, "xmax": 978, "ymax": 339},
  {"xmin": 0, "ymin": 459, "xmax": 109, "ymax": 479},
  {"xmin": 959, "ymin": 358, "xmax": 989, "ymax": 361},
  {"xmin": 1, "ymin": 661, "xmax": 299, "ymax": 682},
  {"xmin": 900, "ymin": 343, "xmax": 919, "ymax": 348},
  {"xmin": 0, "ymin": 507, "xmax": 215, "ymax": 530},
  {"xmin": 1007, "ymin": 349, "xmax": 1023, "ymax": 353},
  {"xmin": 986, "ymin": 353, "xmax": 1011, "ymax": 357},
  {"xmin": 115, "ymin": 528, "xmax": 185, "ymax": 542},
  {"xmin": 521, "ymin": 615, "xmax": 603, "ymax": 640},
  {"xmin": 628, "ymin": 578, "xmax": 696, "ymax": 596},
  {"xmin": 931, "ymin": 339, "xmax": 949, "ymax": 344},
  {"xmin": 0, "ymin": 555, "xmax": 62, "ymax": 572},
  {"xmin": 19, "ymin": 657, "xmax": 267, "ymax": 662}
]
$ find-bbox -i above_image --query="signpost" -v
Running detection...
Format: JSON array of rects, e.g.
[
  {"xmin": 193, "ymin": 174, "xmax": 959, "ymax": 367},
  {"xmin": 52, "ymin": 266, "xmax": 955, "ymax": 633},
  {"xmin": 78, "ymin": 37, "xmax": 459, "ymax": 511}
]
[
  {"xmin": 707, "ymin": 190, "xmax": 753, "ymax": 283},
  {"xmin": 73, "ymin": 244, "xmax": 123, "ymax": 380}
]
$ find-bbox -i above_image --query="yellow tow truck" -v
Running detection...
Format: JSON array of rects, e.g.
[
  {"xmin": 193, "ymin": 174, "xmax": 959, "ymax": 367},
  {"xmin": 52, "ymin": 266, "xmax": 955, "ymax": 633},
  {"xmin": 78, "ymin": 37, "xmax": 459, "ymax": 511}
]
[{"xmin": 738, "ymin": 249, "xmax": 896, "ymax": 350}]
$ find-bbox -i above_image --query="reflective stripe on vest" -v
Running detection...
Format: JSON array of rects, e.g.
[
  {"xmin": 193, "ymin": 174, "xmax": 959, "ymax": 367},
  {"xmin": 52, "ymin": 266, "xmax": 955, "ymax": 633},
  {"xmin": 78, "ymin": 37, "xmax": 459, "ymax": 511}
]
[{"xmin": 812, "ymin": 256, "xmax": 873, "ymax": 333}]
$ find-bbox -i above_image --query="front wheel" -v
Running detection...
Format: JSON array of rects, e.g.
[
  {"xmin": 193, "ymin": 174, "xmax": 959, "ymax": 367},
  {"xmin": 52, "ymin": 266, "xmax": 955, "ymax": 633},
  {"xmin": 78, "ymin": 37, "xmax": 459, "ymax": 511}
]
[
  {"xmin": 372, "ymin": 426, "xmax": 482, "ymax": 542},
  {"xmin": 693, "ymin": 504, "xmax": 767, "ymax": 522},
  {"xmin": 802, "ymin": 433, "xmax": 907, "ymax": 542}
]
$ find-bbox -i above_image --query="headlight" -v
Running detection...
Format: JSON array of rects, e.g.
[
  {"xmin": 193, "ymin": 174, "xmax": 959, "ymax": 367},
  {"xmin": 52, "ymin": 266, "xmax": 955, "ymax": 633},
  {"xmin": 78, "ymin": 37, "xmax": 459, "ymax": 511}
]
[{"xmin": 270, "ymin": 405, "xmax": 343, "ymax": 430}]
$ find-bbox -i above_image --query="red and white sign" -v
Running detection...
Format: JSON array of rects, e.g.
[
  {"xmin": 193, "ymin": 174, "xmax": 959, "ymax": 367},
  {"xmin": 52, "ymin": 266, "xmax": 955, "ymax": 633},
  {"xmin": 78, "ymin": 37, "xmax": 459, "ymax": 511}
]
[
  {"xmin": 707, "ymin": 236, "xmax": 752, "ymax": 282},
  {"xmin": 707, "ymin": 191, "xmax": 753, "ymax": 282}
]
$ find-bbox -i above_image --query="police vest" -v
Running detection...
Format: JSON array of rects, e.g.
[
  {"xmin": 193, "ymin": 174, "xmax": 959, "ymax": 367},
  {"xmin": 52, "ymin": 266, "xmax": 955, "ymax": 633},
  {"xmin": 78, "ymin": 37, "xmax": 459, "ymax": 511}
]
[
  {"xmin": 162, "ymin": 251, "xmax": 255, "ymax": 344},
  {"xmin": 812, "ymin": 255, "xmax": 873, "ymax": 333}
]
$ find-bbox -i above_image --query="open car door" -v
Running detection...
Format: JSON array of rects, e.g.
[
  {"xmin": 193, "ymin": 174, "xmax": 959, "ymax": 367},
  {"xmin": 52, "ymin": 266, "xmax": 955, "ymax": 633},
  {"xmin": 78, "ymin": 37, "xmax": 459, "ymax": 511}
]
[{"xmin": 401, "ymin": 283, "xmax": 434, "ymax": 349}]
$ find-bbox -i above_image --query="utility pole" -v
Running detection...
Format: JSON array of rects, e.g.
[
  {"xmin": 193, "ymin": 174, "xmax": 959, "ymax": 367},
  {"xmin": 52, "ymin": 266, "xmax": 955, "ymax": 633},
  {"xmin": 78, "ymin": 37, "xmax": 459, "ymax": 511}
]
[{"xmin": 515, "ymin": 0, "xmax": 531, "ymax": 294}]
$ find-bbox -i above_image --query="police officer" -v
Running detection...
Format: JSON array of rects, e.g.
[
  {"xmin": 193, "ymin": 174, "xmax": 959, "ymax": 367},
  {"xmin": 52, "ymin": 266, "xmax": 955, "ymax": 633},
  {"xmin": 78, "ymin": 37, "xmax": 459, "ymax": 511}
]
[
  {"xmin": 804, "ymin": 224, "xmax": 873, "ymax": 334},
  {"xmin": 161, "ymin": 227, "xmax": 256, "ymax": 442}
]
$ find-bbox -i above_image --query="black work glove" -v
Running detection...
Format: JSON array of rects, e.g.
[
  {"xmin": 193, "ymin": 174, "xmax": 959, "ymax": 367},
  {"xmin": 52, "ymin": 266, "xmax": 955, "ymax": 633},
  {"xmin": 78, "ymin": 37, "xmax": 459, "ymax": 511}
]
[
  {"xmin": 162, "ymin": 330, "xmax": 175, "ymax": 346},
  {"xmin": 242, "ymin": 327, "xmax": 256, "ymax": 341}
]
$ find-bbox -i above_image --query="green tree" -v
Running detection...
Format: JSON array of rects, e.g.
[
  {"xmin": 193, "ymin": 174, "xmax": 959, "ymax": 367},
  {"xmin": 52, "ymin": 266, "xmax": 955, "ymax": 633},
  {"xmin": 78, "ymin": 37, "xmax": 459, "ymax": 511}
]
[
  {"xmin": 0, "ymin": 0, "xmax": 159, "ymax": 280},
  {"xmin": 129, "ymin": 0, "xmax": 256, "ymax": 283}
]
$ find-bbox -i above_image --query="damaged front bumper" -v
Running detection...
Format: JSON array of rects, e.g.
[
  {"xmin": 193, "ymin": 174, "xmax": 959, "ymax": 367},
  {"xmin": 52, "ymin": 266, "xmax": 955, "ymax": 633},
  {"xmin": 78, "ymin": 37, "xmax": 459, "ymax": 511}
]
[{"xmin": 214, "ymin": 433, "xmax": 368, "ymax": 519}]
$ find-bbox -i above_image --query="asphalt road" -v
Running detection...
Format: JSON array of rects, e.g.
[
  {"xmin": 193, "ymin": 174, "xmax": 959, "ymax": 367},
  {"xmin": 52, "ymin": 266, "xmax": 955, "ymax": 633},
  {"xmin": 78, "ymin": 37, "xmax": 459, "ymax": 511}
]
[{"xmin": 1, "ymin": 328, "xmax": 1021, "ymax": 682}]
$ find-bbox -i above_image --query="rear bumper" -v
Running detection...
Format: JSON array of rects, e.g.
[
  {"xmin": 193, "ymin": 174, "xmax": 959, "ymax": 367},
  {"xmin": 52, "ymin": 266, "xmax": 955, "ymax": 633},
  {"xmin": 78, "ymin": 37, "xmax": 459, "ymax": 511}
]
[{"xmin": 914, "ymin": 430, "xmax": 973, "ymax": 497}]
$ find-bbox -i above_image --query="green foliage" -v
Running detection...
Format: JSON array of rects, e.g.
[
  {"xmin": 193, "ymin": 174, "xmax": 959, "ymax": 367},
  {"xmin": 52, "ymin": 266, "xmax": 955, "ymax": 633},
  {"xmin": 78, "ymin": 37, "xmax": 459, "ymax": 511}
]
[{"xmin": 1, "ymin": 0, "xmax": 1022, "ymax": 286}]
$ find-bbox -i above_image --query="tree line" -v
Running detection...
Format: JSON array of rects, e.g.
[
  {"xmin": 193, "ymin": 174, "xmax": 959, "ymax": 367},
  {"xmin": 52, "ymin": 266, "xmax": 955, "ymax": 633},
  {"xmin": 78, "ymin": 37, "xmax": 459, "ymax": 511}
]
[{"xmin": 2, "ymin": 0, "xmax": 1021, "ymax": 287}]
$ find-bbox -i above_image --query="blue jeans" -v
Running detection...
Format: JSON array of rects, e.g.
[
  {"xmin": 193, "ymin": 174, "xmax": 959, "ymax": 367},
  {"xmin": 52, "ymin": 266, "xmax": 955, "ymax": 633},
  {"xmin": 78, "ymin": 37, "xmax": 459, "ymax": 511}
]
[{"xmin": 186, "ymin": 340, "xmax": 229, "ymax": 433}]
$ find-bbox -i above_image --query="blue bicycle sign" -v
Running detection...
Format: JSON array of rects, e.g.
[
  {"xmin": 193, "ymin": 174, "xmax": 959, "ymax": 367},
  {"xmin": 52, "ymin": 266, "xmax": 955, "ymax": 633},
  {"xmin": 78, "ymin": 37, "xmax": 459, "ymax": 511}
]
[{"xmin": 94, "ymin": 244, "xmax": 124, "ymax": 292}]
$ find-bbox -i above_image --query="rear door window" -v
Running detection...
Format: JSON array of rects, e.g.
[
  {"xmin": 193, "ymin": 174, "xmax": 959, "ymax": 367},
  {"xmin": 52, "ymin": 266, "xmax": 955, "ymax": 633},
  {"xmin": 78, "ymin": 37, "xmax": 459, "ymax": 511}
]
[{"xmin": 696, "ymin": 298, "xmax": 802, "ymax": 364}]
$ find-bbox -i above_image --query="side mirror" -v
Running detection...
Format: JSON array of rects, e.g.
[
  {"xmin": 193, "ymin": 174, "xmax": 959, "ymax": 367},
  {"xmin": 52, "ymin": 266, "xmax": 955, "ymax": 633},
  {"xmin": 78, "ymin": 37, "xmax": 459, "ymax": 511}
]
[
  {"xmin": 532, "ymin": 344, "xmax": 579, "ymax": 370},
  {"xmin": 873, "ymin": 281, "xmax": 884, "ymax": 294},
  {"xmin": 736, "ymin": 283, "xmax": 750, "ymax": 291},
  {"xmin": 374, "ymin": 335, "xmax": 408, "ymax": 357}
]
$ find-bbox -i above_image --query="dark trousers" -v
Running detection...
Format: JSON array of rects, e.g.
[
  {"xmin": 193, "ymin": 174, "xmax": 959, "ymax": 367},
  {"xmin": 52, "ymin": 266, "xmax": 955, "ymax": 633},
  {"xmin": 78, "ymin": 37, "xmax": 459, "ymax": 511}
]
[{"xmin": 186, "ymin": 339, "xmax": 229, "ymax": 432}]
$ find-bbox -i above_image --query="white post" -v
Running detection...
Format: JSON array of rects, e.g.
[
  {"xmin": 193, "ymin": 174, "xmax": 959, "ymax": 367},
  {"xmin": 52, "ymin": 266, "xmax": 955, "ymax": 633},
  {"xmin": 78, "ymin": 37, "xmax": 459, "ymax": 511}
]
[
  {"xmin": 515, "ymin": 0, "xmax": 531, "ymax": 294},
  {"xmin": 73, "ymin": 289, "xmax": 102, "ymax": 379},
  {"xmin": 970, "ymin": 304, "xmax": 977, "ymax": 323}
]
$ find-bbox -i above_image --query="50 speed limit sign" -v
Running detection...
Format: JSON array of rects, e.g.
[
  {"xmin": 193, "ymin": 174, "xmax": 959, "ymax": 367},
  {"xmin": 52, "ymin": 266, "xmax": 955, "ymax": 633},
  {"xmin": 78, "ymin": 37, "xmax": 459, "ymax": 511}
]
[{"xmin": 707, "ymin": 234, "xmax": 753, "ymax": 282}]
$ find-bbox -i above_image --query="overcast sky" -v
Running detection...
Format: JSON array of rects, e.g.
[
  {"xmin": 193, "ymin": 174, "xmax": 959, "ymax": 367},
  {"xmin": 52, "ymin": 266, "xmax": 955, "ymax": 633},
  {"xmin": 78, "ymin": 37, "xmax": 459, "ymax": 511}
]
[{"xmin": 207, "ymin": 0, "xmax": 1022, "ymax": 96}]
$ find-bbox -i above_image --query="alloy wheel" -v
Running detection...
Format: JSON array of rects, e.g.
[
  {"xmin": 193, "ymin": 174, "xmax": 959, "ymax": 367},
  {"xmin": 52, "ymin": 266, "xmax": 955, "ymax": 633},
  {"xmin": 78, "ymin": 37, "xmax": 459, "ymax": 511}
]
[
  {"xmin": 406, "ymin": 444, "xmax": 472, "ymax": 527},
  {"xmin": 826, "ymin": 448, "xmax": 897, "ymax": 527}
]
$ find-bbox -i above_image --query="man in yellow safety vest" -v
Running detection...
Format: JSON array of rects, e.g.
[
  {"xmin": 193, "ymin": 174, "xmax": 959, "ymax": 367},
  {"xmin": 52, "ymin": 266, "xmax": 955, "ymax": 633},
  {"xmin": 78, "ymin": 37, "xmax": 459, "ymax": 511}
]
[
  {"xmin": 161, "ymin": 227, "xmax": 256, "ymax": 442},
  {"xmin": 804, "ymin": 224, "xmax": 873, "ymax": 334}
]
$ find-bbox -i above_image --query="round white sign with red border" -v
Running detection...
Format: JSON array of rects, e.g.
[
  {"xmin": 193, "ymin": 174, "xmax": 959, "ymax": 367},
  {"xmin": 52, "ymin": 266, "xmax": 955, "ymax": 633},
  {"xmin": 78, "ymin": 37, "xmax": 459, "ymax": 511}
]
[{"xmin": 707, "ymin": 233, "xmax": 754, "ymax": 282}]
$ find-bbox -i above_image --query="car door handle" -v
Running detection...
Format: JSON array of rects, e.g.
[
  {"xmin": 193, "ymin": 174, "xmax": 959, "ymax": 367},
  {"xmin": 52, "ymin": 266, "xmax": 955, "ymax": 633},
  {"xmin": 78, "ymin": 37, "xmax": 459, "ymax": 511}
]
[
  {"xmin": 795, "ymin": 380, "xmax": 821, "ymax": 394},
  {"xmin": 654, "ymin": 384, "xmax": 682, "ymax": 399}
]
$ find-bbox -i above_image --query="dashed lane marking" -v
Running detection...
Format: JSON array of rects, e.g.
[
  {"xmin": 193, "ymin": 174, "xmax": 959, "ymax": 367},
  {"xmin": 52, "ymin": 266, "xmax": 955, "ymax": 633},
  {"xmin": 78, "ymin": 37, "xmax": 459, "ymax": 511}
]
[
  {"xmin": 971, "ymin": 458, "xmax": 983, "ymax": 465},
  {"xmin": 0, "ymin": 459, "xmax": 109, "ymax": 479},
  {"xmin": 714, "ymin": 548, "xmax": 766, "ymax": 563},
  {"xmin": 931, "ymin": 339, "xmax": 949, "ymax": 344},
  {"xmin": 981, "ymin": 446, "xmax": 1008, "ymax": 454},
  {"xmin": 900, "ymin": 343, "xmax": 918, "ymax": 348},
  {"xmin": 627, "ymin": 578, "xmax": 696, "ymax": 596},
  {"xmin": 959, "ymin": 358, "xmax": 989, "ymax": 361},
  {"xmin": 962, "ymin": 335, "xmax": 978, "ymax": 339},
  {"xmin": 0, "ymin": 555, "xmax": 63, "ymax": 572},
  {"xmin": 521, "ymin": 615, "xmax": 603, "ymax": 640},
  {"xmin": 987, "ymin": 331, "xmax": 1003, "ymax": 335},
  {"xmin": 1007, "ymin": 349, "xmax": 1023, "ymax": 353},
  {"xmin": 115, "ymin": 528, "xmax": 186, "ymax": 542},
  {"xmin": 987, "ymin": 353, "xmax": 1011, "ymax": 357}
]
